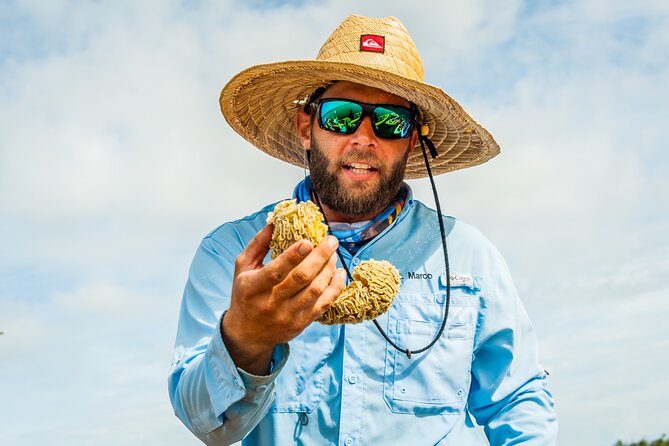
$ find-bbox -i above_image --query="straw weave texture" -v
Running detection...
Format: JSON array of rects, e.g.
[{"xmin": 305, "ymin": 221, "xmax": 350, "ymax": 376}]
[{"xmin": 220, "ymin": 15, "xmax": 500, "ymax": 178}]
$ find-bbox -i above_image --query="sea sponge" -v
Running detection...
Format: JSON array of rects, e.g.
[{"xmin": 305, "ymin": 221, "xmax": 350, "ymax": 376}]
[
  {"xmin": 317, "ymin": 259, "xmax": 400, "ymax": 325},
  {"xmin": 267, "ymin": 199, "xmax": 401, "ymax": 324},
  {"xmin": 267, "ymin": 199, "xmax": 328, "ymax": 260}
]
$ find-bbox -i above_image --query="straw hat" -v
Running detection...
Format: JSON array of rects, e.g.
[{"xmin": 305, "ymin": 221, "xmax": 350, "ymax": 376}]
[{"xmin": 220, "ymin": 14, "xmax": 500, "ymax": 179}]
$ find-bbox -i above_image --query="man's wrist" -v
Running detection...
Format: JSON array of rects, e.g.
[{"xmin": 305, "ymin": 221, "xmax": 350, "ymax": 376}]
[{"xmin": 220, "ymin": 311, "xmax": 275, "ymax": 375}]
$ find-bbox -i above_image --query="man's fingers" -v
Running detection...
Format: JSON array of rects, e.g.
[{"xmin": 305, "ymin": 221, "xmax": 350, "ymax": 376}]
[
  {"xmin": 312, "ymin": 268, "xmax": 347, "ymax": 318},
  {"xmin": 256, "ymin": 239, "xmax": 314, "ymax": 287},
  {"xmin": 235, "ymin": 225, "xmax": 273, "ymax": 273},
  {"xmin": 274, "ymin": 236, "xmax": 339, "ymax": 298},
  {"xmin": 292, "ymin": 252, "xmax": 339, "ymax": 308}
]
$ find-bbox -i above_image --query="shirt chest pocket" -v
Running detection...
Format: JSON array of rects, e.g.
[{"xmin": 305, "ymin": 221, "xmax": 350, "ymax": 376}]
[
  {"xmin": 383, "ymin": 291, "xmax": 478, "ymax": 415},
  {"xmin": 270, "ymin": 325, "xmax": 337, "ymax": 413}
]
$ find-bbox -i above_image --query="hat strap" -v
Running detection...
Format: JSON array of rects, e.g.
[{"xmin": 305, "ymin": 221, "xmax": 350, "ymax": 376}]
[
  {"xmin": 412, "ymin": 102, "xmax": 438, "ymax": 159},
  {"xmin": 419, "ymin": 132, "xmax": 438, "ymax": 159}
]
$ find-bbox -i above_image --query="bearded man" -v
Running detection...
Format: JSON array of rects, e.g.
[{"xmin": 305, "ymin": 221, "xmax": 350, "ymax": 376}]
[{"xmin": 169, "ymin": 15, "xmax": 558, "ymax": 446}]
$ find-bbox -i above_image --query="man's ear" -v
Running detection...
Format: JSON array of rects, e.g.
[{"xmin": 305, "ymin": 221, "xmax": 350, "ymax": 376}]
[
  {"xmin": 296, "ymin": 109, "xmax": 312, "ymax": 150},
  {"xmin": 409, "ymin": 128, "xmax": 419, "ymax": 154}
]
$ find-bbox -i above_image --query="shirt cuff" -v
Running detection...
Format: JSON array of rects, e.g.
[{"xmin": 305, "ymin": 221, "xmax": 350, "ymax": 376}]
[
  {"xmin": 237, "ymin": 343, "xmax": 290, "ymax": 403},
  {"xmin": 205, "ymin": 320, "xmax": 248, "ymax": 417}
]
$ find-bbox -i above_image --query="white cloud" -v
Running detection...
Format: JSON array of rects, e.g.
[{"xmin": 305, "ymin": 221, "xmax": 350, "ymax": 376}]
[
  {"xmin": 0, "ymin": 281, "xmax": 197, "ymax": 445},
  {"xmin": 540, "ymin": 285, "xmax": 669, "ymax": 444}
]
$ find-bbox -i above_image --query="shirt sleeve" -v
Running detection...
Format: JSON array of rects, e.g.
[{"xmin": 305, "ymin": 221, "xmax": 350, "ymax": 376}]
[
  {"xmin": 167, "ymin": 235, "xmax": 289, "ymax": 444},
  {"xmin": 467, "ymin": 248, "xmax": 558, "ymax": 445}
]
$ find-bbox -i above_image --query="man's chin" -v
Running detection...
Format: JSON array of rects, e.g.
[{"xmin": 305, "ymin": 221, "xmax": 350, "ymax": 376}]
[
  {"xmin": 337, "ymin": 172, "xmax": 381, "ymax": 191},
  {"xmin": 344, "ymin": 181, "xmax": 376, "ymax": 191}
]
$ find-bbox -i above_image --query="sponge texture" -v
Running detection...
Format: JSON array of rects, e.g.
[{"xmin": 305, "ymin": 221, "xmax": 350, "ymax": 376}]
[{"xmin": 267, "ymin": 199, "xmax": 401, "ymax": 324}]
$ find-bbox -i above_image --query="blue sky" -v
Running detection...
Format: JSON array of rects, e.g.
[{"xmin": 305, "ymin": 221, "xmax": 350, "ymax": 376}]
[{"xmin": 1, "ymin": 1, "xmax": 667, "ymax": 445}]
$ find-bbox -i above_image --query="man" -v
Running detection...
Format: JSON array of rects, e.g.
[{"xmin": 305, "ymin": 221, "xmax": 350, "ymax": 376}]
[{"xmin": 169, "ymin": 15, "xmax": 557, "ymax": 445}]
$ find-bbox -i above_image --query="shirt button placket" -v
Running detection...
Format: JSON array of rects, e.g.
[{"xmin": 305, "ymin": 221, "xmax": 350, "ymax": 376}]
[{"xmin": 339, "ymin": 323, "xmax": 364, "ymax": 446}]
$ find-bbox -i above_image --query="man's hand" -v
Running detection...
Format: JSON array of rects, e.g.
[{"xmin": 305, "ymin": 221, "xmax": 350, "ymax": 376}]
[{"xmin": 221, "ymin": 225, "xmax": 346, "ymax": 375}]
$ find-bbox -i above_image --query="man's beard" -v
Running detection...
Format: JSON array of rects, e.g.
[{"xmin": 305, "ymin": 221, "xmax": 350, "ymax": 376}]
[{"xmin": 308, "ymin": 136, "xmax": 411, "ymax": 217}]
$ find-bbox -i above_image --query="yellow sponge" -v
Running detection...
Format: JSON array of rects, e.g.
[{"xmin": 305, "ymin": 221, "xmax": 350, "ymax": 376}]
[{"xmin": 267, "ymin": 199, "xmax": 401, "ymax": 324}]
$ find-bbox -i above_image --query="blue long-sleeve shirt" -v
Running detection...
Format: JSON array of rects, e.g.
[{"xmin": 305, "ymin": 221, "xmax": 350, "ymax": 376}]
[{"xmin": 168, "ymin": 184, "xmax": 557, "ymax": 445}]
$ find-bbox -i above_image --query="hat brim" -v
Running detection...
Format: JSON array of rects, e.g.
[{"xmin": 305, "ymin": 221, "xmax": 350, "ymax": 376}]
[{"xmin": 220, "ymin": 60, "xmax": 500, "ymax": 179}]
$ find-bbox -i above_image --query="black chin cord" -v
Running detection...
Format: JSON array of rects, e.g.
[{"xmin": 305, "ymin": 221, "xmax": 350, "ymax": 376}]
[{"xmin": 306, "ymin": 143, "xmax": 451, "ymax": 359}]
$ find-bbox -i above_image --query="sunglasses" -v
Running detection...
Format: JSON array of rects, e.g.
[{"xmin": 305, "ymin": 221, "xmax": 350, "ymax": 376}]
[{"xmin": 310, "ymin": 98, "xmax": 415, "ymax": 140}]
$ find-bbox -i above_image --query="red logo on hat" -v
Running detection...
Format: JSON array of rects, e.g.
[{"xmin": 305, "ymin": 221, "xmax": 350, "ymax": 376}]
[{"xmin": 360, "ymin": 35, "xmax": 385, "ymax": 53}]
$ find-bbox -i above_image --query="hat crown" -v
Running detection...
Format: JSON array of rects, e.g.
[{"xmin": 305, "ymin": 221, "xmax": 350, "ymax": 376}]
[{"xmin": 316, "ymin": 15, "xmax": 425, "ymax": 82}]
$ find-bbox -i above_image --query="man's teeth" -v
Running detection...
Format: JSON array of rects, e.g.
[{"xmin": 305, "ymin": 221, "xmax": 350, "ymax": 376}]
[{"xmin": 346, "ymin": 163, "xmax": 375, "ymax": 174}]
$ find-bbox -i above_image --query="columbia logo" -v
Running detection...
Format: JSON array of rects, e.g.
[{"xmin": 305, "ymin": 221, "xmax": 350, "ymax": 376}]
[{"xmin": 360, "ymin": 34, "xmax": 385, "ymax": 53}]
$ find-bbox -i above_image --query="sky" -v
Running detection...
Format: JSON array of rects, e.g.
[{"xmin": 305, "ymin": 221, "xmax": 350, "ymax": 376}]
[{"xmin": 0, "ymin": 0, "xmax": 668, "ymax": 445}]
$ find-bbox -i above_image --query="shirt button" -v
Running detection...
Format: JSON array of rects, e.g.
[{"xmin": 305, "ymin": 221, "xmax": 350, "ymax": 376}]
[
  {"xmin": 352, "ymin": 258, "xmax": 360, "ymax": 265},
  {"xmin": 348, "ymin": 374, "xmax": 358, "ymax": 384},
  {"xmin": 345, "ymin": 437, "xmax": 353, "ymax": 446},
  {"xmin": 256, "ymin": 385, "xmax": 268, "ymax": 392}
]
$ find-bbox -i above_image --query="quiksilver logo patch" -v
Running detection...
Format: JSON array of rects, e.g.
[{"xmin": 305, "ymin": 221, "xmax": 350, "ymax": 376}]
[{"xmin": 360, "ymin": 34, "xmax": 385, "ymax": 53}]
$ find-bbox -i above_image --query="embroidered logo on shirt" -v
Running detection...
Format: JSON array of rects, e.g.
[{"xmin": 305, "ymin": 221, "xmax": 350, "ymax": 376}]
[
  {"xmin": 360, "ymin": 35, "xmax": 385, "ymax": 53},
  {"xmin": 437, "ymin": 272, "xmax": 475, "ymax": 289},
  {"xmin": 449, "ymin": 273, "xmax": 474, "ymax": 288}
]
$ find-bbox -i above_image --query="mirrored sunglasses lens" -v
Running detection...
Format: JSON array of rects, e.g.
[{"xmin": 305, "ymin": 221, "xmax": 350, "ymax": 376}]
[
  {"xmin": 319, "ymin": 101, "xmax": 362, "ymax": 134},
  {"xmin": 373, "ymin": 106, "xmax": 413, "ymax": 139}
]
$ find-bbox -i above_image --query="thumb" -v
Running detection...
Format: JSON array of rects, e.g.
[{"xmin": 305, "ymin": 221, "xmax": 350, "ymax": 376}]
[{"xmin": 235, "ymin": 225, "xmax": 273, "ymax": 273}]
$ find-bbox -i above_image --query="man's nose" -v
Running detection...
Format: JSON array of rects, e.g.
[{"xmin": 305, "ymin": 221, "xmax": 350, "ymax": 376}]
[{"xmin": 351, "ymin": 116, "xmax": 377, "ymax": 147}]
